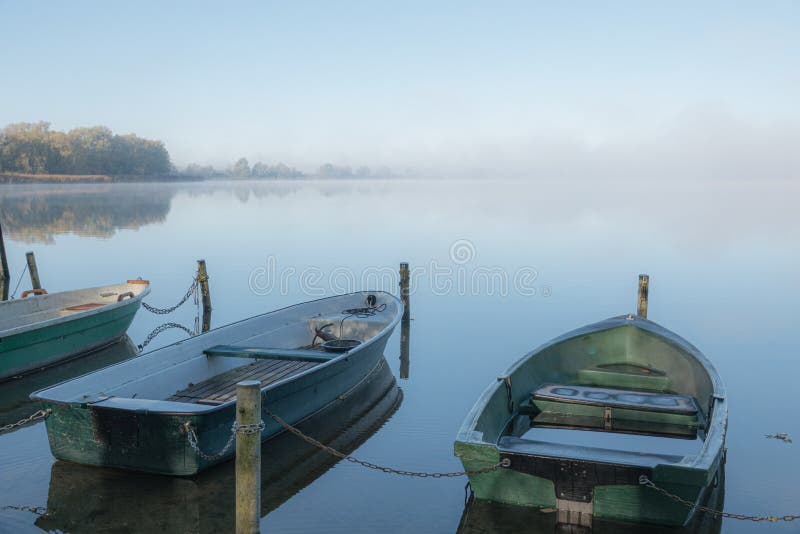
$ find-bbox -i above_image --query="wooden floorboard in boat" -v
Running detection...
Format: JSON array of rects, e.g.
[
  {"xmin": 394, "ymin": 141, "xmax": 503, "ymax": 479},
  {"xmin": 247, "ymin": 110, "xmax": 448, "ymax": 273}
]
[
  {"xmin": 167, "ymin": 358, "xmax": 320, "ymax": 404},
  {"xmin": 180, "ymin": 359, "xmax": 288, "ymax": 400}
]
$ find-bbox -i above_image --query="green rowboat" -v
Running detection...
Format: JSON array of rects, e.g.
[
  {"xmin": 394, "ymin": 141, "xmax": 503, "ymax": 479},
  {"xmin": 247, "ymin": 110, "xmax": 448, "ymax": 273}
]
[
  {"xmin": 34, "ymin": 356, "xmax": 402, "ymax": 532},
  {"xmin": 32, "ymin": 291, "xmax": 401, "ymax": 476},
  {"xmin": 0, "ymin": 280, "xmax": 150, "ymax": 380},
  {"xmin": 455, "ymin": 313, "xmax": 726, "ymax": 528}
]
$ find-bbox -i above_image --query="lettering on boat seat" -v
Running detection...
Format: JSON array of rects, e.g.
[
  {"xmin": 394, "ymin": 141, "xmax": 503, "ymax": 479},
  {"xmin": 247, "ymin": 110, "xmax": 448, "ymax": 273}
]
[
  {"xmin": 533, "ymin": 384, "xmax": 697, "ymax": 415},
  {"xmin": 58, "ymin": 302, "xmax": 107, "ymax": 316}
]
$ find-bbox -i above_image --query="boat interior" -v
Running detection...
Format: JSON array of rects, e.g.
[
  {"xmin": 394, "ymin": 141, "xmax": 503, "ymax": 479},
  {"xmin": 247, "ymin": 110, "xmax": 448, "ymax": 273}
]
[
  {"xmin": 0, "ymin": 281, "xmax": 150, "ymax": 334},
  {"xmin": 469, "ymin": 317, "xmax": 723, "ymax": 470},
  {"xmin": 33, "ymin": 292, "xmax": 400, "ymax": 410}
]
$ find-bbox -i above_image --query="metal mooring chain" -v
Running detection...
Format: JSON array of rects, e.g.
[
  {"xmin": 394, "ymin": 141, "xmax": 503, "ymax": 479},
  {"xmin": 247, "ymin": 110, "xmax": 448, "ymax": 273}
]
[
  {"xmin": 0, "ymin": 409, "xmax": 51, "ymax": 434},
  {"xmin": 266, "ymin": 409, "xmax": 510, "ymax": 478},
  {"xmin": 138, "ymin": 322, "xmax": 196, "ymax": 352},
  {"xmin": 141, "ymin": 275, "xmax": 201, "ymax": 315},
  {"xmin": 184, "ymin": 421, "xmax": 266, "ymax": 462},
  {"xmin": 639, "ymin": 476, "xmax": 800, "ymax": 522}
]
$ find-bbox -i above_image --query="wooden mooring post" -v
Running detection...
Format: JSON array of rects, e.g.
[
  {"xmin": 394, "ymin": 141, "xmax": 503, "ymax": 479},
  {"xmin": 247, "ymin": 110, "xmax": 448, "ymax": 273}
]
[
  {"xmin": 197, "ymin": 259, "xmax": 212, "ymax": 332},
  {"xmin": 235, "ymin": 380, "xmax": 261, "ymax": 534},
  {"xmin": 26, "ymin": 251, "xmax": 42, "ymax": 290},
  {"xmin": 637, "ymin": 274, "xmax": 649, "ymax": 318},
  {"xmin": 399, "ymin": 318, "xmax": 411, "ymax": 380},
  {"xmin": 400, "ymin": 262, "xmax": 410, "ymax": 322},
  {"xmin": 0, "ymin": 221, "xmax": 9, "ymax": 301}
]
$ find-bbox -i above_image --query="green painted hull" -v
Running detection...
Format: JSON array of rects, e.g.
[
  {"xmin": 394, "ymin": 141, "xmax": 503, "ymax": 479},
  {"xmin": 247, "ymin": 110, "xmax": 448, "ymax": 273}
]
[
  {"xmin": 39, "ymin": 342, "xmax": 390, "ymax": 475},
  {"xmin": 35, "ymin": 357, "xmax": 402, "ymax": 533},
  {"xmin": 455, "ymin": 315, "xmax": 727, "ymax": 528},
  {"xmin": 33, "ymin": 291, "xmax": 402, "ymax": 475},
  {"xmin": 455, "ymin": 440, "xmax": 722, "ymax": 526},
  {"xmin": 0, "ymin": 299, "xmax": 142, "ymax": 380}
]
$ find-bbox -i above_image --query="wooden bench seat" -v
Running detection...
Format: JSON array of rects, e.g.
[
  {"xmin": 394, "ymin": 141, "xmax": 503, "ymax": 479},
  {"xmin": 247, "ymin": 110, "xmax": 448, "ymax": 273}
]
[
  {"xmin": 522, "ymin": 384, "xmax": 700, "ymax": 437},
  {"xmin": 168, "ymin": 357, "xmax": 321, "ymax": 405},
  {"xmin": 533, "ymin": 384, "xmax": 697, "ymax": 415},
  {"xmin": 203, "ymin": 345, "xmax": 333, "ymax": 363},
  {"xmin": 58, "ymin": 302, "xmax": 107, "ymax": 316}
]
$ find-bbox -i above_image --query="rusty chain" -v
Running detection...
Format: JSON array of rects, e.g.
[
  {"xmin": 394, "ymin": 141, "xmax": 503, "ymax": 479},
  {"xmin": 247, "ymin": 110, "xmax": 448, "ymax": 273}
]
[
  {"xmin": 266, "ymin": 409, "xmax": 510, "ymax": 478},
  {"xmin": 0, "ymin": 409, "xmax": 51, "ymax": 434},
  {"xmin": 138, "ymin": 322, "xmax": 195, "ymax": 352},
  {"xmin": 141, "ymin": 274, "xmax": 201, "ymax": 315},
  {"xmin": 184, "ymin": 421, "xmax": 265, "ymax": 462},
  {"xmin": 639, "ymin": 476, "xmax": 800, "ymax": 523}
]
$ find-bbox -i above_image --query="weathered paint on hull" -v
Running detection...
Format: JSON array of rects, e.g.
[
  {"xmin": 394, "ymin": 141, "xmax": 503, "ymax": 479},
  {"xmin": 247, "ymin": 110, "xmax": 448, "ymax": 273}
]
[
  {"xmin": 0, "ymin": 301, "xmax": 141, "ymax": 380},
  {"xmin": 40, "ymin": 334, "xmax": 389, "ymax": 476},
  {"xmin": 456, "ymin": 441, "xmax": 721, "ymax": 527}
]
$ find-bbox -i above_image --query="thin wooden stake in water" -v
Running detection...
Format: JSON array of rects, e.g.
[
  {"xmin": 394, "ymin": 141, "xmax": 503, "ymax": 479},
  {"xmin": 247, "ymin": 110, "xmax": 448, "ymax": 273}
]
[
  {"xmin": 0, "ymin": 221, "xmax": 8, "ymax": 301},
  {"xmin": 400, "ymin": 262, "xmax": 410, "ymax": 322},
  {"xmin": 197, "ymin": 259, "xmax": 212, "ymax": 332},
  {"xmin": 26, "ymin": 251, "xmax": 42, "ymax": 290},
  {"xmin": 637, "ymin": 274, "xmax": 649, "ymax": 318},
  {"xmin": 236, "ymin": 380, "xmax": 261, "ymax": 534},
  {"xmin": 400, "ymin": 318, "xmax": 411, "ymax": 379}
]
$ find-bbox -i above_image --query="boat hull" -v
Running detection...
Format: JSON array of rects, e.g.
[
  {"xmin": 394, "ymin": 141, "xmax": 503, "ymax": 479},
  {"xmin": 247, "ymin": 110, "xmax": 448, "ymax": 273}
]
[
  {"xmin": 35, "ymin": 357, "xmax": 402, "ymax": 532},
  {"xmin": 0, "ymin": 297, "xmax": 142, "ymax": 380},
  {"xmin": 455, "ymin": 315, "xmax": 727, "ymax": 528},
  {"xmin": 38, "ymin": 313, "xmax": 394, "ymax": 475},
  {"xmin": 456, "ymin": 440, "xmax": 722, "ymax": 527}
]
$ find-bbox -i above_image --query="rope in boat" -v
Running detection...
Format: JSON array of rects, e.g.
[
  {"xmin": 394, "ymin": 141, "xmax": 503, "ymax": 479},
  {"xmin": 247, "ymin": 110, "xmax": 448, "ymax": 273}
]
[
  {"xmin": 0, "ymin": 409, "xmax": 51, "ymax": 434},
  {"xmin": 639, "ymin": 476, "xmax": 800, "ymax": 522},
  {"xmin": 338, "ymin": 303, "xmax": 386, "ymax": 338}
]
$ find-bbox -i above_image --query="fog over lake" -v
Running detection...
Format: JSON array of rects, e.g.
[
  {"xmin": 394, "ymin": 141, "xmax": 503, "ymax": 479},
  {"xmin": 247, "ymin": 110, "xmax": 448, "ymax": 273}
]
[{"xmin": 0, "ymin": 178, "xmax": 797, "ymax": 532}]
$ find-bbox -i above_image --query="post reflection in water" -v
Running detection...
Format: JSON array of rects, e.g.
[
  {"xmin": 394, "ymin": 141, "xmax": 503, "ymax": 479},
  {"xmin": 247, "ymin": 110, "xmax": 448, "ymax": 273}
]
[
  {"xmin": 35, "ymin": 357, "xmax": 402, "ymax": 533},
  {"xmin": 399, "ymin": 319, "xmax": 410, "ymax": 380},
  {"xmin": 0, "ymin": 337, "xmax": 139, "ymax": 429},
  {"xmin": 457, "ymin": 467, "xmax": 725, "ymax": 534}
]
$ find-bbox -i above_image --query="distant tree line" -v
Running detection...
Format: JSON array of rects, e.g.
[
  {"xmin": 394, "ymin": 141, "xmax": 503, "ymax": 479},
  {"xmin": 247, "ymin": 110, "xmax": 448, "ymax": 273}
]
[
  {"xmin": 0, "ymin": 122, "xmax": 171, "ymax": 175},
  {"xmin": 179, "ymin": 157, "xmax": 305, "ymax": 179},
  {"xmin": 185, "ymin": 157, "xmax": 394, "ymax": 179},
  {"xmin": 316, "ymin": 163, "xmax": 393, "ymax": 178},
  {"xmin": 0, "ymin": 122, "xmax": 397, "ymax": 181}
]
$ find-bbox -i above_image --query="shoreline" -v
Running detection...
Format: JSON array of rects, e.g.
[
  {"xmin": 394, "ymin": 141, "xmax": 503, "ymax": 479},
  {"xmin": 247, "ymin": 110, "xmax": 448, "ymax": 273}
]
[
  {"xmin": 0, "ymin": 173, "xmax": 408, "ymax": 184},
  {"xmin": 0, "ymin": 173, "xmax": 206, "ymax": 184}
]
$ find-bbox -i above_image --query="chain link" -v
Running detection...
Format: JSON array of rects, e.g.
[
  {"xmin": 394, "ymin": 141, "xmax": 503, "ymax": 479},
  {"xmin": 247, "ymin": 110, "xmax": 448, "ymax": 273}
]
[
  {"xmin": 184, "ymin": 420, "xmax": 266, "ymax": 462},
  {"xmin": 141, "ymin": 276, "xmax": 200, "ymax": 315},
  {"xmin": 266, "ymin": 409, "xmax": 510, "ymax": 478},
  {"xmin": 639, "ymin": 476, "xmax": 800, "ymax": 522},
  {"xmin": 138, "ymin": 322, "xmax": 195, "ymax": 352},
  {"xmin": 184, "ymin": 410, "xmax": 509, "ymax": 478},
  {"xmin": 0, "ymin": 409, "xmax": 51, "ymax": 434}
]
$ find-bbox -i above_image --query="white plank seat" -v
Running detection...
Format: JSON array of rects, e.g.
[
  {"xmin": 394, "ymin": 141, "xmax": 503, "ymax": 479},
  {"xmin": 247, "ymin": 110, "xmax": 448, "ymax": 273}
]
[{"xmin": 533, "ymin": 384, "xmax": 698, "ymax": 416}]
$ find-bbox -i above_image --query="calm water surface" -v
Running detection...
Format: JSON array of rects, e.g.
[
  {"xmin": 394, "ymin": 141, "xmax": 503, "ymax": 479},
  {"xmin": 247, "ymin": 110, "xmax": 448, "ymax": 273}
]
[{"xmin": 0, "ymin": 179, "xmax": 798, "ymax": 533}]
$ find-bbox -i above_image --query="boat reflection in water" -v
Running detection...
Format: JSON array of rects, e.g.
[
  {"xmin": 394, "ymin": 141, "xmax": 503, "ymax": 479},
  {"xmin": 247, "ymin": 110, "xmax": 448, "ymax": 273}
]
[
  {"xmin": 0, "ymin": 337, "xmax": 138, "ymax": 430},
  {"xmin": 457, "ymin": 467, "xmax": 724, "ymax": 534},
  {"xmin": 36, "ymin": 356, "xmax": 402, "ymax": 533}
]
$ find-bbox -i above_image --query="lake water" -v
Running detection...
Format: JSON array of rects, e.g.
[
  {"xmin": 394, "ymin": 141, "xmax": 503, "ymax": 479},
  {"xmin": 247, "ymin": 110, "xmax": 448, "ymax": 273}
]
[{"xmin": 0, "ymin": 179, "xmax": 798, "ymax": 533}]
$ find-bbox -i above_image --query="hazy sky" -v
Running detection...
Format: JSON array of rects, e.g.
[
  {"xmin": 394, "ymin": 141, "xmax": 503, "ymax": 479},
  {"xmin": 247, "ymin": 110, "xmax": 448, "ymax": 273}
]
[{"xmin": 1, "ymin": 1, "xmax": 798, "ymax": 176}]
